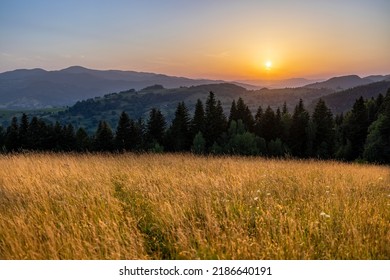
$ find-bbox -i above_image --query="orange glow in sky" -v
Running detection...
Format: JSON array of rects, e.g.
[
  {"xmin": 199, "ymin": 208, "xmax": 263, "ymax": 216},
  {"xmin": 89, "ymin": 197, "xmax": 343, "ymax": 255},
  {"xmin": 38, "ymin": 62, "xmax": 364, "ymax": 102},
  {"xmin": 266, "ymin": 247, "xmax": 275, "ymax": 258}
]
[{"xmin": 1, "ymin": 0, "xmax": 389, "ymax": 80}]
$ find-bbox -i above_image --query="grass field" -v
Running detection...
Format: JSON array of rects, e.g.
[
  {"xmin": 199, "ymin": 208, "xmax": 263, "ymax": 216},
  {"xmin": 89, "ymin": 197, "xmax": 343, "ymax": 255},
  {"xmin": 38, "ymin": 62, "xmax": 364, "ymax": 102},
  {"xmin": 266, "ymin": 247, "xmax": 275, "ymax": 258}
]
[{"xmin": 0, "ymin": 153, "xmax": 389, "ymax": 259}]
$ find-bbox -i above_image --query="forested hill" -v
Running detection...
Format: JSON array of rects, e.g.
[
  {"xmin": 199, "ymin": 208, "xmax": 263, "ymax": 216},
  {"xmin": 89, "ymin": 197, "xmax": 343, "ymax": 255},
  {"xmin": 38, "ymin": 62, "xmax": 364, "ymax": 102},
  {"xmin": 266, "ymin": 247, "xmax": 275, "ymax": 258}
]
[
  {"xmin": 0, "ymin": 66, "xmax": 226, "ymax": 109},
  {"xmin": 51, "ymin": 83, "xmax": 332, "ymax": 132},
  {"xmin": 309, "ymin": 80, "xmax": 390, "ymax": 113}
]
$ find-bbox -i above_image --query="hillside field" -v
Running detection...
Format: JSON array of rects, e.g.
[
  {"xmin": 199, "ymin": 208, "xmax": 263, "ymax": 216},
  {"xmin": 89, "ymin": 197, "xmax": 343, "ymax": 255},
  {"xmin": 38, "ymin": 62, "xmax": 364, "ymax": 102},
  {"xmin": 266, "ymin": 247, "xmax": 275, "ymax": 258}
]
[{"xmin": 0, "ymin": 153, "xmax": 389, "ymax": 259}]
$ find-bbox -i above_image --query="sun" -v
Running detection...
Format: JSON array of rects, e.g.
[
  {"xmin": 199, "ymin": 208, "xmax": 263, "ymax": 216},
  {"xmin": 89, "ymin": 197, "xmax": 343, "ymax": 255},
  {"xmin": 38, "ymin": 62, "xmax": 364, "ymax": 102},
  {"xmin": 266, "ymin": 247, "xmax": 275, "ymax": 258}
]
[{"xmin": 265, "ymin": 60, "xmax": 272, "ymax": 70}]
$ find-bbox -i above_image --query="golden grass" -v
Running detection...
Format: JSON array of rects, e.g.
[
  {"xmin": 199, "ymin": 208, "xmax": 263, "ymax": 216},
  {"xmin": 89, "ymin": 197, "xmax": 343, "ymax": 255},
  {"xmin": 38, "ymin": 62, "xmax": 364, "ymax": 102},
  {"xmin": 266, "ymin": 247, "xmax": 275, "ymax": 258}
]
[{"xmin": 0, "ymin": 153, "xmax": 389, "ymax": 259}]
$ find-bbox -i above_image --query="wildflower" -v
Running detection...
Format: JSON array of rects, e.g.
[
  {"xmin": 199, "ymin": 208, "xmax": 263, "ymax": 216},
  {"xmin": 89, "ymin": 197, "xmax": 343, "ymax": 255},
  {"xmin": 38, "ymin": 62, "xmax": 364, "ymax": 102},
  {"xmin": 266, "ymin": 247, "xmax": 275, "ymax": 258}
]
[
  {"xmin": 266, "ymin": 193, "xmax": 271, "ymax": 196},
  {"xmin": 254, "ymin": 197, "xmax": 259, "ymax": 201},
  {"xmin": 320, "ymin": 212, "xmax": 330, "ymax": 218}
]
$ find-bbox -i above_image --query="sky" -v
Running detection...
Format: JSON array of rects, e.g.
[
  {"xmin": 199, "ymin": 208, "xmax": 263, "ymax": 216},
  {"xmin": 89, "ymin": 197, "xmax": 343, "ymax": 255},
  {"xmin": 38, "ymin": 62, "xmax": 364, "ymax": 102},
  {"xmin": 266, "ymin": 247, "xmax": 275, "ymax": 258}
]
[{"xmin": 1, "ymin": 0, "xmax": 389, "ymax": 80}]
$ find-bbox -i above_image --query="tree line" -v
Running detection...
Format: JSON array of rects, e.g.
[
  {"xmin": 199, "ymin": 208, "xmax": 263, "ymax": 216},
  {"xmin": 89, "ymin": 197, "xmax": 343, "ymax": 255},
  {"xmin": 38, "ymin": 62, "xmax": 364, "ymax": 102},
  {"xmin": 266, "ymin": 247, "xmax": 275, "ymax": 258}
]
[{"xmin": 0, "ymin": 90, "xmax": 389, "ymax": 163}]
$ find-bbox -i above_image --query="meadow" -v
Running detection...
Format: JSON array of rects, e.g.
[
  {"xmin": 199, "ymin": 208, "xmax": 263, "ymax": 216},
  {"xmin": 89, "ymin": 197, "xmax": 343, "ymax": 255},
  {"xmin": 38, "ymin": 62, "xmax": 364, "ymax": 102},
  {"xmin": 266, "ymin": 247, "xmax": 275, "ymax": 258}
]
[{"xmin": 0, "ymin": 153, "xmax": 388, "ymax": 259}]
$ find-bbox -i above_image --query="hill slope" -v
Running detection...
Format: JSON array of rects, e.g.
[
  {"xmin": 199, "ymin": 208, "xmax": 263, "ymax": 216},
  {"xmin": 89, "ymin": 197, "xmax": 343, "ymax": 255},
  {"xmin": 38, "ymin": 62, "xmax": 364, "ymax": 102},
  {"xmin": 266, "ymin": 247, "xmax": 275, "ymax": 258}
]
[
  {"xmin": 46, "ymin": 83, "xmax": 332, "ymax": 132},
  {"xmin": 0, "ymin": 66, "xmax": 225, "ymax": 109},
  {"xmin": 309, "ymin": 80, "xmax": 390, "ymax": 114},
  {"xmin": 304, "ymin": 74, "xmax": 389, "ymax": 91}
]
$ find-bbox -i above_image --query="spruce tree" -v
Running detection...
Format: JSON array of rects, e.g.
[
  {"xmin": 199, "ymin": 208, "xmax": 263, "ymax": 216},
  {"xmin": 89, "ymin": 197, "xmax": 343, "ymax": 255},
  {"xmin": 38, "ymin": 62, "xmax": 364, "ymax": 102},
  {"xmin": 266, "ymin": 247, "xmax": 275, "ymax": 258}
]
[
  {"xmin": 312, "ymin": 99, "xmax": 335, "ymax": 158},
  {"xmin": 146, "ymin": 108, "xmax": 166, "ymax": 147},
  {"xmin": 190, "ymin": 99, "xmax": 205, "ymax": 138},
  {"xmin": 289, "ymin": 99, "xmax": 310, "ymax": 157},
  {"xmin": 115, "ymin": 111, "xmax": 132, "ymax": 151},
  {"xmin": 254, "ymin": 105, "xmax": 263, "ymax": 137},
  {"xmin": 280, "ymin": 103, "xmax": 292, "ymax": 149},
  {"xmin": 5, "ymin": 117, "xmax": 20, "ymax": 151},
  {"xmin": 19, "ymin": 113, "xmax": 29, "ymax": 149},
  {"xmin": 228, "ymin": 99, "xmax": 238, "ymax": 125},
  {"xmin": 341, "ymin": 97, "xmax": 369, "ymax": 160},
  {"xmin": 204, "ymin": 92, "xmax": 227, "ymax": 149},
  {"xmin": 168, "ymin": 102, "xmax": 191, "ymax": 151},
  {"xmin": 62, "ymin": 124, "xmax": 76, "ymax": 151},
  {"xmin": 236, "ymin": 97, "xmax": 254, "ymax": 132},
  {"xmin": 94, "ymin": 120, "xmax": 114, "ymax": 151},
  {"xmin": 76, "ymin": 127, "xmax": 91, "ymax": 152},
  {"xmin": 259, "ymin": 106, "xmax": 276, "ymax": 142},
  {"xmin": 363, "ymin": 89, "xmax": 390, "ymax": 163}
]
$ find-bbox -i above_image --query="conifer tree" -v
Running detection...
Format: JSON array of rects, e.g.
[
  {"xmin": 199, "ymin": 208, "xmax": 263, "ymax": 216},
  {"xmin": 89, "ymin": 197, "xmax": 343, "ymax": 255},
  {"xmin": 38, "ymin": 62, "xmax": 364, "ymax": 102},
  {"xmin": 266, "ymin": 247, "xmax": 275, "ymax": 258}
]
[
  {"xmin": 94, "ymin": 120, "xmax": 114, "ymax": 151},
  {"xmin": 204, "ymin": 92, "xmax": 227, "ymax": 148},
  {"xmin": 62, "ymin": 124, "xmax": 76, "ymax": 151},
  {"xmin": 167, "ymin": 102, "xmax": 191, "ymax": 151},
  {"xmin": 19, "ymin": 113, "xmax": 29, "ymax": 149},
  {"xmin": 280, "ymin": 103, "xmax": 292, "ymax": 149},
  {"xmin": 75, "ymin": 127, "xmax": 91, "ymax": 152},
  {"xmin": 289, "ymin": 99, "xmax": 310, "ymax": 157},
  {"xmin": 259, "ymin": 106, "xmax": 276, "ymax": 142},
  {"xmin": 228, "ymin": 99, "xmax": 238, "ymax": 125},
  {"xmin": 312, "ymin": 99, "xmax": 335, "ymax": 158},
  {"xmin": 115, "ymin": 111, "xmax": 132, "ymax": 151},
  {"xmin": 340, "ymin": 97, "xmax": 369, "ymax": 160},
  {"xmin": 235, "ymin": 97, "xmax": 254, "ymax": 132},
  {"xmin": 190, "ymin": 99, "xmax": 205, "ymax": 138},
  {"xmin": 5, "ymin": 117, "xmax": 20, "ymax": 151},
  {"xmin": 254, "ymin": 105, "xmax": 263, "ymax": 137},
  {"xmin": 146, "ymin": 108, "xmax": 166, "ymax": 147},
  {"xmin": 363, "ymin": 89, "xmax": 390, "ymax": 163}
]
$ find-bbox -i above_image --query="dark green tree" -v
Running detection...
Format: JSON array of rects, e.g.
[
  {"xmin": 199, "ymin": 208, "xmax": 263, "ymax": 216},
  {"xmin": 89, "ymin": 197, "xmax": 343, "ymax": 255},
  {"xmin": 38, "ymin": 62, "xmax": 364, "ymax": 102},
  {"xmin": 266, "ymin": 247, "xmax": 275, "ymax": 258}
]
[
  {"xmin": 62, "ymin": 124, "xmax": 76, "ymax": 151},
  {"xmin": 115, "ymin": 111, "xmax": 132, "ymax": 151},
  {"xmin": 225, "ymin": 120, "xmax": 258, "ymax": 155},
  {"xmin": 280, "ymin": 103, "xmax": 292, "ymax": 147},
  {"xmin": 235, "ymin": 97, "xmax": 254, "ymax": 131},
  {"xmin": 94, "ymin": 120, "xmax": 114, "ymax": 151},
  {"xmin": 312, "ymin": 99, "xmax": 335, "ymax": 158},
  {"xmin": 204, "ymin": 92, "xmax": 227, "ymax": 149},
  {"xmin": 166, "ymin": 102, "xmax": 191, "ymax": 151},
  {"xmin": 75, "ymin": 127, "xmax": 91, "ymax": 152},
  {"xmin": 289, "ymin": 99, "xmax": 310, "ymax": 157},
  {"xmin": 19, "ymin": 113, "xmax": 29, "ymax": 149},
  {"xmin": 363, "ymin": 89, "xmax": 390, "ymax": 163},
  {"xmin": 338, "ymin": 97, "xmax": 369, "ymax": 160},
  {"xmin": 190, "ymin": 99, "xmax": 205, "ymax": 139},
  {"xmin": 254, "ymin": 105, "xmax": 263, "ymax": 137},
  {"xmin": 228, "ymin": 99, "xmax": 238, "ymax": 125},
  {"xmin": 258, "ymin": 106, "xmax": 276, "ymax": 142},
  {"xmin": 192, "ymin": 131, "xmax": 206, "ymax": 154},
  {"xmin": 5, "ymin": 117, "xmax": 20, "ymax": 151},
  {"xmin": 146, "ymin": 108, "xmax": 166, "ymax": 147}
]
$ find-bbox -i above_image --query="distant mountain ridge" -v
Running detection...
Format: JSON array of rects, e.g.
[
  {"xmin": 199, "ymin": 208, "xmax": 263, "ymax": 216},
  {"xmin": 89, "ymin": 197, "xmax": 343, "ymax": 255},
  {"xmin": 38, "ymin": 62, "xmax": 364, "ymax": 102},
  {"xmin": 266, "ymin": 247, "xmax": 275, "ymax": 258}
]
[
  {"xmin": 0, "ymin": 66, "xmax": 389, "ymax": 110},
  {"xmin": 304, "ymin": 74, "xmax": 390, "ymax": 91},
  {"xmin": 0, "ymin": 66, "xmax": 227, "ymax": 109}
]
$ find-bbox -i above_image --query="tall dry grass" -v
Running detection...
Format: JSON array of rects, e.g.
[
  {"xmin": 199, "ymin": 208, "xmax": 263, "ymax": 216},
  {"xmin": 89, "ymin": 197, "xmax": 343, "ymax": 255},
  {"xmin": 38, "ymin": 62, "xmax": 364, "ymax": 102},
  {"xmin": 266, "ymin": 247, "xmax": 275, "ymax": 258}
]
[{"xmin": 0, "ymin": 153, "xmax": 389, "ymax": 259}]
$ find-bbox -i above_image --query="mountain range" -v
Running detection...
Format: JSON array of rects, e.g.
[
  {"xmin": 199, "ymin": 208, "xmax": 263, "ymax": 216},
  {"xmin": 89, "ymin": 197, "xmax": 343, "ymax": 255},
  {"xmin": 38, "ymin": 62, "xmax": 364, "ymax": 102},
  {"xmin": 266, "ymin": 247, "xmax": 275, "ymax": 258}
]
[
  {"xmin": 1, "ymin": 66, "xmax": 389, "ymax": 110},
  {"xmin": 0, "ymin": 66, "xmax": 225, "ymax": 109}
]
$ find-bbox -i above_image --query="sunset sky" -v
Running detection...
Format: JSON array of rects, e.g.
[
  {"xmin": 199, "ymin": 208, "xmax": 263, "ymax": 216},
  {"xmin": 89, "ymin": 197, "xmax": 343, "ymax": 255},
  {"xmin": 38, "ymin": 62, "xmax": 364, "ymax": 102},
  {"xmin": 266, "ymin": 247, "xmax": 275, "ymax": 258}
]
[{"xmin": 1, "ymin": 0, "xmax": 389, "ymax": 80}]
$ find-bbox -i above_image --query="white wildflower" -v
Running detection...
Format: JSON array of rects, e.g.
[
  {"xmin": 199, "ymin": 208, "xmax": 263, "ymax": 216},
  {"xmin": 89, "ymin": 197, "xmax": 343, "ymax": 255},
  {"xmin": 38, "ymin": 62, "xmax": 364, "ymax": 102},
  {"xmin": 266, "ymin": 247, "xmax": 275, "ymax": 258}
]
[
  {"xmin": 254, "ymin": 197, "xmax": 259, "ymax": 201},
  {"xmin": 320, "ymin": 212, "xmax": 330, "ymax": 218}
]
